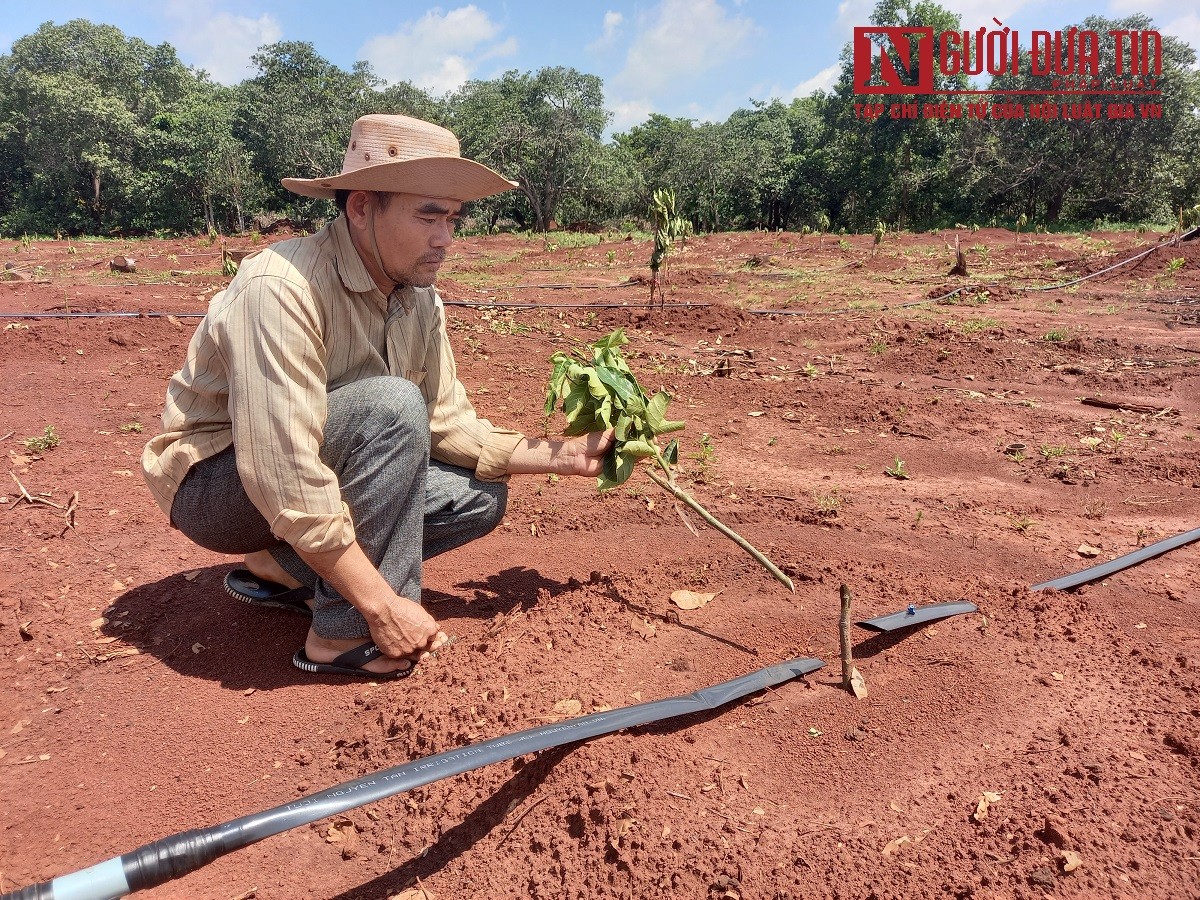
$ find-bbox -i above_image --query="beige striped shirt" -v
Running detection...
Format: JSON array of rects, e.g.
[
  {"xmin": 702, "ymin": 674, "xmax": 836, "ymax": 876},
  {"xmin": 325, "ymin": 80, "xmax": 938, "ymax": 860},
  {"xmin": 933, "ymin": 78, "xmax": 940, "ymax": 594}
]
[{"xmin": 141, "ymin": 214, "xmax": 522, "ymax": 554}]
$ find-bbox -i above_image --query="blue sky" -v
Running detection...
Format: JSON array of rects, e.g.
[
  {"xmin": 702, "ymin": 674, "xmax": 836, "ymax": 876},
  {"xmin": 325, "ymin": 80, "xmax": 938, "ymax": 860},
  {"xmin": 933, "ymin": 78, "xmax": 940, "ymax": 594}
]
[{"xmin": 3, "ymin": 1, "xmax": 1197, "ymax": 131}]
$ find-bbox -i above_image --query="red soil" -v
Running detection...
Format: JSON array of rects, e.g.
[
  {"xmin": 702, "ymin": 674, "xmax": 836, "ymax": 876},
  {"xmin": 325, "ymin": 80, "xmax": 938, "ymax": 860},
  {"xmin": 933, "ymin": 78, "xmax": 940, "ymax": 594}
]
[{"xmin": 1, "ymin": 226, "xmax": 1199, "ymax": 899}]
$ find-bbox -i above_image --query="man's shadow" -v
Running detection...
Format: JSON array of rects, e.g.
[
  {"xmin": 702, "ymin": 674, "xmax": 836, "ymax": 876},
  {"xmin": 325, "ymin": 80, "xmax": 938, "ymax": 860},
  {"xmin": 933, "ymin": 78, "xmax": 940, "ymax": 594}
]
[
  {"xmin": 102, "ymin": 564, "xmax": 576, "ymax": 690},
  {"xmin": 423, "ymin": 565, "xmax": 579, "ymax": 618}
]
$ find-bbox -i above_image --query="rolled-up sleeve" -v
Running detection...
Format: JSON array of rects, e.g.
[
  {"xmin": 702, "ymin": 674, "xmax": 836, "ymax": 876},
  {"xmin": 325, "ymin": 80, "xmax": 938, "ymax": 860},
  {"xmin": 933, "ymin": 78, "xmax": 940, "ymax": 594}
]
[{"xmin": 216, "ymin": 276, "xmax": 357, "ymax": 553}]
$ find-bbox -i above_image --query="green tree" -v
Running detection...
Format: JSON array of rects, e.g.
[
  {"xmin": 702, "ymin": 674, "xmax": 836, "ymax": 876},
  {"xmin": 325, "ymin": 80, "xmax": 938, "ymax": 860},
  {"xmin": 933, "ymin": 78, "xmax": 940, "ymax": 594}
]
[
  {"xmin": 234, "ymin": 43, "xmax": 382, "ymax": 218},
  {"xmin": 0, "ymin": 19, "xmax": 199, "ymax": 233},
  {"xmin": 452, "ymin": 67, "xmax": 611, "ymax": 231},
  {"xmin": 958, "ymin": 14, "xmax": 1200, "ymax": 226}
]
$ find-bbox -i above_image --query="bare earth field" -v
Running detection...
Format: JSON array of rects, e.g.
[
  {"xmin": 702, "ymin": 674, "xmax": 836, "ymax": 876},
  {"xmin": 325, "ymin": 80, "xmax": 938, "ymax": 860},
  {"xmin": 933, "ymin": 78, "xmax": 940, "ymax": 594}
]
[{"xmin": 1, "ymin": 225, "xmax": 1199, "ymax": 900}]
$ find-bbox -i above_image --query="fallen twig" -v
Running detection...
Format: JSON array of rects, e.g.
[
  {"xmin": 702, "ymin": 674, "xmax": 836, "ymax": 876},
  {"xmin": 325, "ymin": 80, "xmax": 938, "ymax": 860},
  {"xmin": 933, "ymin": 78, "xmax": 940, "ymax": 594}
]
[
  {"xmin": 9, "ymin": 472, "xmax": 64, "ymax": 509},
  {"xmin": 1080, "ymin": 397, "xmax": 1177, "ymax": 416}
]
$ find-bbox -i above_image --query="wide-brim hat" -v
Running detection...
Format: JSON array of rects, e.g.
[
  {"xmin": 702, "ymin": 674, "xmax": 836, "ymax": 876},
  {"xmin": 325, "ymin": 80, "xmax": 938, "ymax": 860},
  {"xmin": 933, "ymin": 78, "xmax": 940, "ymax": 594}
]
[{"xmin": 282, "ymin": 114, "xmax": 517, "ymax": 202}]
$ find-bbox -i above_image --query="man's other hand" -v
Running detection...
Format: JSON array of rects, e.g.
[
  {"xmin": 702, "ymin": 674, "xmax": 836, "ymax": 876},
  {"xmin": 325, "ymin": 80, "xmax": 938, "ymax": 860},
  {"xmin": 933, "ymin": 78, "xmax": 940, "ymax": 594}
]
[{"xmin": 507, "ymin": 429, "xmax": 616, "ymax": 478}]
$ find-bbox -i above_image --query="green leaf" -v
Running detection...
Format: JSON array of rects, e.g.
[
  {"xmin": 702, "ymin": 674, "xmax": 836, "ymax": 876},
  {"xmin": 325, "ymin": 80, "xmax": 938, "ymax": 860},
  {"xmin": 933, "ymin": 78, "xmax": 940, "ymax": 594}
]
[
  {"xmin": 593, "ymin": 363, "xmax": 638, "ymax": 404},
  {"xmin": 663, "ymin": 439, "xmax": 679, "ymax": 467},
  {"xmin": 645, "ymin": 391, "xmax": 686, "ymax": 435},
  {"xmin": 598, "ymin": 446, "xmax": 636, "ymax": 491},
  {"xmin": 621, "ymin": 439, "xmax": 659, "ymax": 459},
  {"xmin": 591, "ymin": 328, "xmax": 628, "ymax": 351}
]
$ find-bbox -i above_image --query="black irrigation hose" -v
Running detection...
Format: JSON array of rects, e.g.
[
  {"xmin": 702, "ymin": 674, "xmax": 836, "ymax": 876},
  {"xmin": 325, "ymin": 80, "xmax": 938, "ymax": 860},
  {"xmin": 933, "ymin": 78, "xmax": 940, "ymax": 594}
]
[
  {"xmin": 0, "ymin": 303, "xmax": 713, "ymax": 319},
  {"xmin": 1031, "ymin": 525, "xmax": 1200, "ymax": 592},
  {"xmin": 1, "ymin": 656, "xmax": 823, "ymax": 900}
]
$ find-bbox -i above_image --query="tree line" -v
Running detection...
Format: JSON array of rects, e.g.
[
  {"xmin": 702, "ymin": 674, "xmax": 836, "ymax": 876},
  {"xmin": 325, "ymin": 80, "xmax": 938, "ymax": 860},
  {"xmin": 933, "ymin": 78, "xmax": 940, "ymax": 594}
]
[{"xmin": 1, "ymin": 4, "xmax": 1197, "ymax": 239}]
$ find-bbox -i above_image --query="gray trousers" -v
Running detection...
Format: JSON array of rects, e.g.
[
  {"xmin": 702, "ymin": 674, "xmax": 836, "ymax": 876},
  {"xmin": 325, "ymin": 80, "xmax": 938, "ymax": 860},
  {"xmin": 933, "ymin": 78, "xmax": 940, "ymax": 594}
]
[{"xmin": 170, "ymin": 376, "xmax": 508, "ymax": 639}]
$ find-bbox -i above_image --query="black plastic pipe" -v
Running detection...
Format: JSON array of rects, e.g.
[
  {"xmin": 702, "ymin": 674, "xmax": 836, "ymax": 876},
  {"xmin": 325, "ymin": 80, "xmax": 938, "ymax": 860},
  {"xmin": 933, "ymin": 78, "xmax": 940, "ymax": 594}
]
[
  {"xmin": 1031, "ymin": 526, "xmax": 1200, "ymax": 591},
  {"xmin": 1, "ymin": 656, "xmax": 823, "ymax": 900}
]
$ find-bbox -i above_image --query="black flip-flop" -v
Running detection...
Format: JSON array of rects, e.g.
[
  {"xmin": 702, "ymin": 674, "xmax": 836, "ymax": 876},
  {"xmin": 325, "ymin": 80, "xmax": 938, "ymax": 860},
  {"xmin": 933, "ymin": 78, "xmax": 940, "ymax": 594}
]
[
  {"xmin": 292, "ymin": 642, "xmax": 414, "ymax": 680},
  {"xmin": 224, "ymin": 568, "xmax": 313, "ymax": 615}
]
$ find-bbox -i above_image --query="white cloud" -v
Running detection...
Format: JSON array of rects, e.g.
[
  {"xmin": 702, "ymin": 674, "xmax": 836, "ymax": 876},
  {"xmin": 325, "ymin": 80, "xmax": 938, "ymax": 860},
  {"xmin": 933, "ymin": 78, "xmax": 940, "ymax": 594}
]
[
  {"xmin": 359, "ymin": 5, "xmax": 516, "ymax": 95},
  {"xmin": 607, "ymin": 98, "xmax": 655, "ymax": 131},
  {"xmin": 1107, "ymin": 0, "xmax": 1169, "ymax": 13},
  {"xmin": 164, "ymin": 2, "xmax": 282, "ymax": 83},
  {"xmin": 613, "ymin": 0, "xmax": 758, "ymax": 96},
  {"xmin": 834, "ymin": 0, "xmax": 874, "ymax": 40},
  {"xmin": 786, "ymin": 63, "xmax": 841, "ymax": 99},
  {"xmin": 938, "ymin": 0, "xmax": 1033, "ymax": 32},
  {"xmin": 589, "ymin": 10, "xmax": 625, "ymax": 52},
  {"xmin": 1161, "ymin": 12, "xmax": 1200, "ymax": 62}
]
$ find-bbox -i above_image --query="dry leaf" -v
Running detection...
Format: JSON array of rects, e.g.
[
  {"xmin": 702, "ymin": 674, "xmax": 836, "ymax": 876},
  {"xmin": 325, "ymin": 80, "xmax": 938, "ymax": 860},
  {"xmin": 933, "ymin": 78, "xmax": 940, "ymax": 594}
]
[
  {"xmin": 630, "ymin": 616, "xmax": 656, "ymax": 640},
  {"xmin": 183, "ymin": 571, "xmax": 199, "ymax": 581},
  {"xmin": 11, "ymin": 719, "xmax": 31, "ymax": 735},
  {"xmin": 111, "ymin": 580, "xmax": 125, "ymax": 591},
  {"xmin": 390, "ymin": 890, "xmax": 435, "ymax": 900},
  {"xmin": 552, "ymin": 698, "xmax": 582, "ymax": 717},
  {"xmin": 1076, "ymin": 544, "xmax": 1102, "ymax": 558},
  {"xmin": 1051, "ymin": 671, "xmax": 1064, "ymax": 681},
  {"xmin": 38, "ymin": 754, "xmax": 50, "ymax": 761},
  {"xmin": 973, "ymin": 791, "xmax": 1002, "ymax": 822},
  {"xmin": 191, "ymin": 642, "xmax": 205, "ymax": 654},
  {"xmin": 1134, "ymin": 623, "xmax": 1147, "ymax": 629},
  {"xmin": 671, "ymin": 589, "xmax": 716, "ymax": 610},
  {"xmin": 89, "ymin": 617, "xmax": 108, "ymax": 630},
  {"xmin": 1059, "ymin": 849, "xmax": 1082, "ymax": 873},
  {"xmin": 882, "ymin": 835, "xmax": 911, "ymax": 856},
  {"xmin": 849, "ymin": 666, "xmax": 868, "ymax": 699}
]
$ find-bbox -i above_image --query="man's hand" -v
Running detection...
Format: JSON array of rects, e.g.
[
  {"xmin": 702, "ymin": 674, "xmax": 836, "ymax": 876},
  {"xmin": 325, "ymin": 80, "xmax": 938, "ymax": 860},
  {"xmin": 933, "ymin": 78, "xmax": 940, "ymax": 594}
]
[
  {"xmin": 361, "ymin": 592, "xmax": 448, "ymax": 660},
  {"xmin": 297, "ymin": 542, "xmax": 446, "ymax": 662},
  {"xmin": 507, "ymin": 429, "xmax": 616, "ymax": 477}
]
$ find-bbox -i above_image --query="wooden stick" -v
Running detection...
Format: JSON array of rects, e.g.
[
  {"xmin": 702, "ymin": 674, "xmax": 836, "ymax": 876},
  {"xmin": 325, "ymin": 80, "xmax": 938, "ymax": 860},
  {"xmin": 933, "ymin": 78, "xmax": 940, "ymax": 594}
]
[{"xmin": 840, "ymin": 584, "xmax": 853, "ymax": 690}]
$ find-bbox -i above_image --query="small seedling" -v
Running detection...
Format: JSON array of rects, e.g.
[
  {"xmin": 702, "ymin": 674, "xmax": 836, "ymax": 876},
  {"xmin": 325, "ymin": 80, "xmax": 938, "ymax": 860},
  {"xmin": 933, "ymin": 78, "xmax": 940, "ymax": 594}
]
[
  {"xmin": 24, "ymin": 425, "xmax": 60, "ymax": 453},
  {"xmin": 812, "ymin": 488, "xmax": 842, "ymax": 517},
  {"xmin": 1010, "ymin": 515, "xmax": 1035, "ymax": 533},
  {"xmin": 801, "ymin": 362, "xmax": 819, "ymax": 378},
  {"xmin": 1039, "ymin": 445, "xmax": 1068, "ymax": 459},
  {"xmin": 1043, "ymin": 328, "xmax": 1070, "ymax": 343},
  {"xmin": 1165, "ymin": 257, "xmax": 1185, "ymax": 274},
  {"xmin": 884, "ymin": 458, "xmax": 910, "ymax": 479},
  {"xmin": 689, "ymin": 433, "xmax": 717, "ymax": 482},
  {"xmin": 119, "ymin": 422, "xmax": 143, "ymax": 434},
  {"xmin": 648, "ymin": 188, "xmax": 689, "ymax": 307}
]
